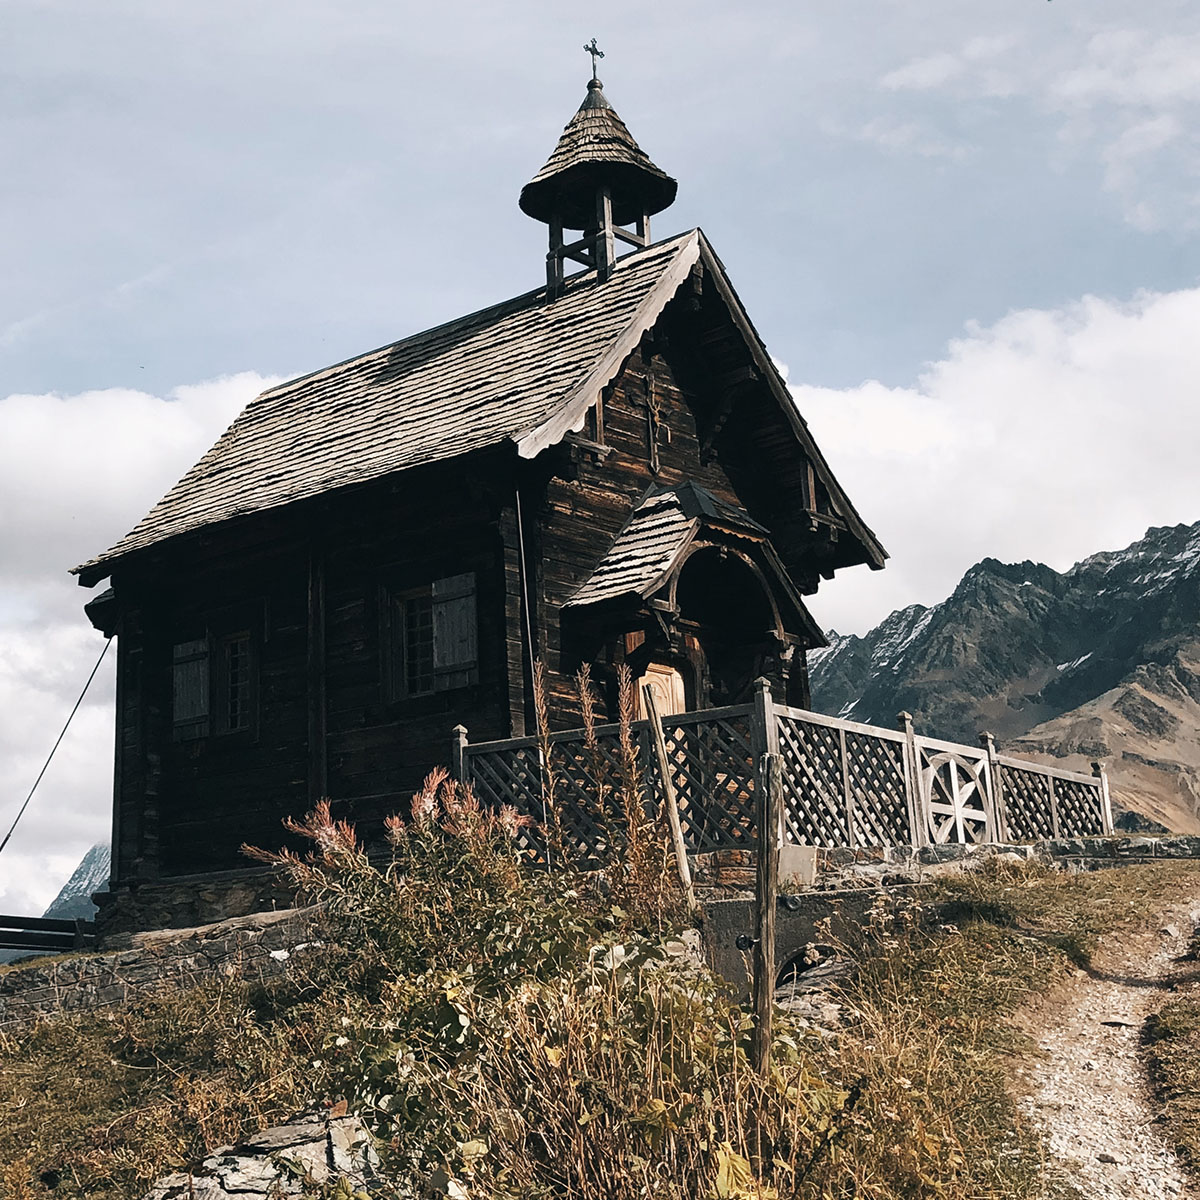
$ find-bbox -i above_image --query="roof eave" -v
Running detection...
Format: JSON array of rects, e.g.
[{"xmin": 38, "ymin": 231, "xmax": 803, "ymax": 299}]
[{"xmin": 72, "ymin": 438, "xmax": 524, "ymax": 590}]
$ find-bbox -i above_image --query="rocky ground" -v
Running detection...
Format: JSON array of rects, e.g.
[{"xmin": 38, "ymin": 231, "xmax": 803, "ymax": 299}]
[
  {"xmin": 140, "ymin": 1107, "xmax": 379, "ymax": 1199},
  {"xmin": 1014, "ymin": 891, "xmax": 1200, "ymax": 1199}
]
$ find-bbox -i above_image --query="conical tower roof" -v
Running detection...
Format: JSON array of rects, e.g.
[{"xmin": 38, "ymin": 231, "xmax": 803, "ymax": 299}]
[{"xmin": 520, "ymin": 77, "xmax": 677, "ymax": 231}]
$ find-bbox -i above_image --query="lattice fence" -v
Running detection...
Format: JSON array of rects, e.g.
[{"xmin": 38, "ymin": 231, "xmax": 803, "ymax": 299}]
[
  {"xmin": 457, "ymin": 692, "xmax": 1112, "ymax": 857},
  {"xmin": 997, "ymin": 758, "xmax": 1107, "ymax": 840},
  {"xmin": 996, "ymin": 762, "xmax": 1056, "ymax": 842},
  {"xmin": 656, "ymin": 711, "xmax": 758, "ymax": 850}
]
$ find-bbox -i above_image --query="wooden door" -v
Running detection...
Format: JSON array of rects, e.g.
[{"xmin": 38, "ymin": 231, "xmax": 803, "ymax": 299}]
[{"xmin": 636, "ymin": 662, "xmax": 687, "ymax": 719}]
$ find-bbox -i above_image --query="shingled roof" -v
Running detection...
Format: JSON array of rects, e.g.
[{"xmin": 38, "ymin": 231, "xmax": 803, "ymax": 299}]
[
  {"xmin": 567, "ymin": 483, "xmax": 767, "ymax": 608},
  {"xmin": 74, "ymin": 231, "xmax": 702, "ymax": 585},
  {"xmin": 75, "ymin": 228, "xmax": 886, "ymax": 587},
  {"xmin": 568, "ymin": 482, "xmax": 825, "ymax": 646}
]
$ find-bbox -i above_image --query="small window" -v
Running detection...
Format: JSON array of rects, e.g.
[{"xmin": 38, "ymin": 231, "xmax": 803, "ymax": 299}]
[
  {"xmin": 390, "ymin": 573, "xmax": 478, "ymax": 697},
  {"xmin": 172, "ymin": 627, "xmax": 257, "ymax": 740},
  {"xmin": 401, "ymin": 594, "xmax": 435, "ymax": 695},
  {"xmin": 218, "ymin": 632, "xmax": 253, "ymax": 733}
]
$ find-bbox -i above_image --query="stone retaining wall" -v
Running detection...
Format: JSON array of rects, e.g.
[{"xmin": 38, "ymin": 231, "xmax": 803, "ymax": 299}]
[
  {"xmin": 699, "ymin": 835, "xmax": 1200, "ymax": 990},
  {"xmin": 8, "ymin": 836, "xmax": 1200, "ymax": 1027},
  {"xmin": 95, "ymin": 869, "xmax": 296, "ymax": 938},
  {"xmin": 0, "ymin": 906, "xmax": 318, "ymax": 1027},
  {"xmin": 693, "ymin": 834, "xmax": 1200, "ymax": 894}
]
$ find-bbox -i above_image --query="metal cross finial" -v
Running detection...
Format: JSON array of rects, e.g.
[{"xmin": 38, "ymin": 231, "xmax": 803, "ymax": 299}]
[{"xmin": 583, "ymin": 38, "xmax": 605, "ymax": 81}]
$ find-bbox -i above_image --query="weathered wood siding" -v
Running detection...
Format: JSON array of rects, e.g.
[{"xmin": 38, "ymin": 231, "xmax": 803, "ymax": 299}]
[
  {"xmin": 110, "ymin": 454, "xmax": 517, "ymax": 881},
  {"xmin": 532, "ymin": 337, "xmax": 811, "ymax": 726}
]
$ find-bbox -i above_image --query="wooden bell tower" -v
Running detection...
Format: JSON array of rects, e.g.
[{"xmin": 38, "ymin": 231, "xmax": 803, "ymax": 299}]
[{"xmin": 519, "ymin": 42, "xmax": 678, "ymax": 296}]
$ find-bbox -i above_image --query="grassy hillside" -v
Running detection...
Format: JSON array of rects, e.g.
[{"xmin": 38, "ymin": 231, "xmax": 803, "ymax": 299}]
[{"xmin": 3, "ymin": 778, "xmax": 1198, "ymax": 1198}]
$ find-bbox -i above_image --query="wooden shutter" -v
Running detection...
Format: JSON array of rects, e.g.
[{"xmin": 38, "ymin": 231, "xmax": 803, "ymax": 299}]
[
  {"xmin": 173, "ymin": 638, "xmax": 210, "ymax": 740},
  {"xmin": 432, "ymin": 573, "xmax": 477, "ymax": 690}
]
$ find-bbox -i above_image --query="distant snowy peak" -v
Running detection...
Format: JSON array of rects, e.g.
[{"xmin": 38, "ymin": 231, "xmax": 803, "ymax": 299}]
[
  {"xmin": 809, "ymin": 603, "xmax": 934, "ymax": 705},
  {"xmin": 1072, "ymin": 521, "xmax": 1200, "ymax": 596},
  {"xmin": 43, "ymin": 843, "xmax": 110, "ymax": 921},
  {"xmin": 867, "ymin": 603, "xmax": 936, "ymax": 670}
]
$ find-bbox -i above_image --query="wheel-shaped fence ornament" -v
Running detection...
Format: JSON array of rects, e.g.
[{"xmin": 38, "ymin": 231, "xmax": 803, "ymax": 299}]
[{"xmin": 921, "ymin": 751, "xmax": 990, "ymax": 844}]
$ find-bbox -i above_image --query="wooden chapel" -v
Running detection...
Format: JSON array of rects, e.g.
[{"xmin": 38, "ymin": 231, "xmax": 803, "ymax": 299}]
[{"xmin": 74, "ymin": 64, "xmax": 886, "ymax": 929}]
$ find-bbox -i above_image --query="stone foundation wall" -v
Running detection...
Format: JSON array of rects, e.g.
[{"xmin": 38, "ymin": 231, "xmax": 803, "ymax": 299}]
[
  {"xmin": 693, "ymin": 834, "xmax": 1200, "ymax": 895},
  {"xmin": 95, "ymin": 869, "xmax": 298, "ymax": 940},
  {"xmin": 0, "ymin": 906, "xmax": 318, "ymax": 1028}
]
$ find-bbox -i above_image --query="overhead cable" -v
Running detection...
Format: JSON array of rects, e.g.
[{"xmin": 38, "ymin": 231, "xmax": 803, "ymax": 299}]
[{"xmin": 0, "ymin": 636, "xmax": 113, "ymax": 858}]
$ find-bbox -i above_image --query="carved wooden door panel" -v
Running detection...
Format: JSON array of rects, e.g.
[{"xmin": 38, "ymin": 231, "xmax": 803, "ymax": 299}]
[{"xmin": 636, "ymin": 662, "xmax": 687, "ymax": 719}]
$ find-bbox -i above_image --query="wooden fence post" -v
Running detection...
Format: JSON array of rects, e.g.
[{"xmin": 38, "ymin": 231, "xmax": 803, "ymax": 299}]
[
  {"xmin": 451, "ymin": 725, "xmax": 468, "ymax": 783},
  {"xmin": 642, "ymin": 685, "xmax": 699, "ymax": 913},
  {"xmin": 979, "ymin": 732, "xmax": 1008, "ymax": 843},
  {"xmin": 1092, "ymin": 761, "xmax": 1114, "ymax": 834},
  {"xmin": 1047, "ymin": 776, "xmax": 1061, "ymax": 839},
  {"xmin": 752, "ymin": 752, "xmax": 782, "ymax": 1077},
  {"xmin": 838, "ymin": 726, "xmax": 856, "ymax": 848},
  {"xmin": 898, "ymin": 712, "xmax": 925, "ymax": 848},
  {"xmin": 752, "ymin": 676, "xmax": 780, "ymax": 759}
]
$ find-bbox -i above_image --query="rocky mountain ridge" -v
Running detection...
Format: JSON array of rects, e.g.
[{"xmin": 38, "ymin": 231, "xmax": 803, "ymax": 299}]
[
  {"xmin": 809, "ymin": 521, "xmax": 1200, "ymax": 832},
  {"xmin": 44, "ymin": 842, "xmax": 110, "ymax": 921}
]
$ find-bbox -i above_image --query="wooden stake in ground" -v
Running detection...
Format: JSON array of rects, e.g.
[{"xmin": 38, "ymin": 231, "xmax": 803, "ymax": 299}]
[
  {"xmin": 641, "ymin": 684, "xmax": 698, "ymax": 913},
  {"xmin": 752, "ymin": 752, "xmax": 782, "ymax": 1076}
]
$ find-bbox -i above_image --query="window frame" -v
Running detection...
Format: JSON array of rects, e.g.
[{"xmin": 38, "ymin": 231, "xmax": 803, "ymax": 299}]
[
  {"xmin": 212, "ymin": 629, "xmax": 258, "ymax": 736},
  {"xmin": 171, "ymin": 607, "xmax": 261, "ymax": 743},
  {"xmin": 384, "ymin": 572, "xmax": 479, "ymax": 701}
]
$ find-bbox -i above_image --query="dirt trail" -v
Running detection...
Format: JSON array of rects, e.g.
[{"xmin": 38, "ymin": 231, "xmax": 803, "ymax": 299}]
[{"xmin": 1014, "ymin": 892, "xmax": 1200, "ymax": 1200}]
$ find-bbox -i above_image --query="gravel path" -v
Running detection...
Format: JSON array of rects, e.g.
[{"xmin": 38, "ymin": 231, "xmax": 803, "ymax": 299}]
[{"xmin": 1016, "ymin": 897, "xmax": 1200, "ymax": 1200}]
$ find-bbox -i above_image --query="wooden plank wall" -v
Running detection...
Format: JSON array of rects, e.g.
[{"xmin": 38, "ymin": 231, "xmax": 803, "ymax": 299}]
[
  {"xmin": 112, "ymin": 456, "xmax": 517, "ymax": 879},
  {"xmin": 533, "ymin": 339, "xmax": 795, "ymax": 728}
]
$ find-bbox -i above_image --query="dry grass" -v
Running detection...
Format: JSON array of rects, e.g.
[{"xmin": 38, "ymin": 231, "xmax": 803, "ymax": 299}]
[
  {"xmin": 3, "ymin": 795, "xmax": 1199, "ymax": 1198},
  {"xmin": 1145, "ymin": 922, "xmax": 1200, "ymax": 1180},
  {"xmin": 0, "ymin": 980, "xmax": 317, "ymax": 1198}
]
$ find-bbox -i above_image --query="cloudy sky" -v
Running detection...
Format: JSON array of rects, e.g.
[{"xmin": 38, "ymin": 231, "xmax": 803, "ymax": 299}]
[{"xmin": 4, "ymin": 0, "xmax": 1200, "ymax": 913}]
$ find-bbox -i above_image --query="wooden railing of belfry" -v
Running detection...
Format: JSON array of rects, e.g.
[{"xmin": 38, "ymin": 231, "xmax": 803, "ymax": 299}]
[{"xmin": 451, "ymin": 680, "xmax": 1114, "ymax": 862}]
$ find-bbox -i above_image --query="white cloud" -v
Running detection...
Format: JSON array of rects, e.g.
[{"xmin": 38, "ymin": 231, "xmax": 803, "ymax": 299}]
[
  {"xmin": 856, "ymin": 117, "xmax": 968, "ymax": 161},
  {"xmin": 797, "ymin": 285, "xmax": 1200, "ymax": 636},
  {"xmin": 0, "ymin": 371, "xmax": 281, "ymax": 914},
  {"xmin": 881, "ymin": 52, "xmax": 965, "ymax": 93},
  {"xmin": 1051, "ymin": 31, "xmax": 1200, "ymax": 110},
  {"xmin": 1047, "ymin": 30, "xmax": 1200, "ymax": 228},
  {"xmin": 880, "ymin": 33, "xmax": 1018, "ymax": 96},
  {"xmin": 873, "ymin": 21, "xmax": 1200, "ymax": 228}
]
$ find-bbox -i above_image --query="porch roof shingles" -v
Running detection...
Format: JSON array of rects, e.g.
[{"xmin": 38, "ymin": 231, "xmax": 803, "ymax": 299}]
[
  {"xmin": 568, "ymin": 490, "xmax": 695, "ymax": 608},
  {"xmin": 74, "ymin": 232, "xmax": 699, "ymax": 582},
  {"xmin": 568, "ymin": 483, "xmax": 766, "ymax": 609}
]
